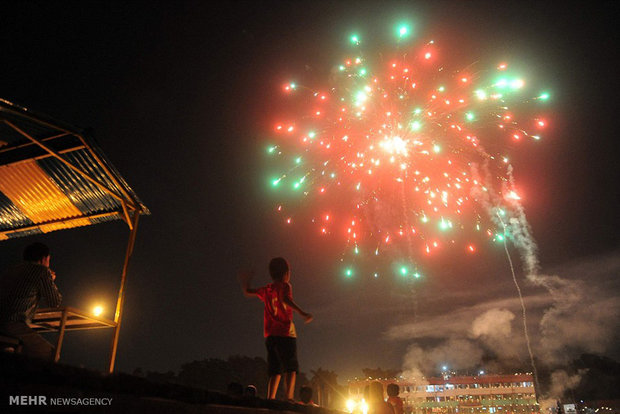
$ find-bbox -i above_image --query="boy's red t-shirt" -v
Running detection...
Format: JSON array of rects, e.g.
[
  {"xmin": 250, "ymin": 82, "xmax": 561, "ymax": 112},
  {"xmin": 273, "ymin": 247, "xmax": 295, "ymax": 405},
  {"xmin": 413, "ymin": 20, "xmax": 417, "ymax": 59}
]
[
  {"xmin": 387, "ymin": 396, "xmax": 404, "ymax": 414},
  {"xmin": 256, "ymin": 281, "xmax": 296, "ymax": 338}
]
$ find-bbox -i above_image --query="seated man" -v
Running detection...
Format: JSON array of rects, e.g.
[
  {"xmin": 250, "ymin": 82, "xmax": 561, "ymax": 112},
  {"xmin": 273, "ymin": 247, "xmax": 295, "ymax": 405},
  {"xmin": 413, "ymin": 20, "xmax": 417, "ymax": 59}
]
[{"xmin": 0, "ymin": 242, "xmax": 62, "ymax": 360}]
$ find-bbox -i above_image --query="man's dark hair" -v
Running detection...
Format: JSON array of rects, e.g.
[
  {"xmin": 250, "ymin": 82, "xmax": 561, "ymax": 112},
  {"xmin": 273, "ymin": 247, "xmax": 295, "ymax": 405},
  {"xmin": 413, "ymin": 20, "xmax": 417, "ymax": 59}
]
[
  {"xmin": 244, "ymin": 385, "xmax": 257, "ymax": 397},
  {"xmin": 299, "ymin": 385, "xmax": 313, "ymax": 404},
  {"xmin": 387, "ymin": 383, "xmax": 399, "ymax": 397},
  {"xmin": 23, "ymin": 242, "xmax": 50, "ymax": 262},
  {"xmin": 269, "ymin": 257, "xmax": 289, "ymax": 281}
]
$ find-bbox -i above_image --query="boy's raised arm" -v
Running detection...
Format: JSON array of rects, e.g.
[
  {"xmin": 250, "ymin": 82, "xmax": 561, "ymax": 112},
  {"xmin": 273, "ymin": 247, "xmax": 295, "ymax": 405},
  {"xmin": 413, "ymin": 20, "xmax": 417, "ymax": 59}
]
[{"xmin": 239, "ymin": 270, "xmax": 259, "ymax": 297}]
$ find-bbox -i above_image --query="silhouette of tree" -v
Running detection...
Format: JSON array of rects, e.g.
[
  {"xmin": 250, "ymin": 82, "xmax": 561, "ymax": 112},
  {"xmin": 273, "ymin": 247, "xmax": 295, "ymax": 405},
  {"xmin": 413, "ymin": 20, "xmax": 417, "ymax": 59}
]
[
  {"xmin": 311, "ymin": 368, "xmax": 346, "ymax": 409},
  {"xmin": 362, "ymin": 367, "xmax": 400, "ymax": 379},
  {"xmin": 177, "ymin": 355, "xmax": 269, "ymax": 393},
  {"xmin": 145, "ymin": 370, "xmax": 178, "ymax": 384},
  {"xmin": 171, "ymin": 355, "xmax": 311, "ymax": 399}
]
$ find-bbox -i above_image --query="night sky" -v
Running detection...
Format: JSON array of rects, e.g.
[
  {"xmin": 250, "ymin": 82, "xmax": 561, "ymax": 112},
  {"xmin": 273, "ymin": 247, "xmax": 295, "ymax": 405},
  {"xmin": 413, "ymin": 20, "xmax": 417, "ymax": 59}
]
[{"xmin": 1, "ymin": 1, "xmax": 618, "ymax": 383}]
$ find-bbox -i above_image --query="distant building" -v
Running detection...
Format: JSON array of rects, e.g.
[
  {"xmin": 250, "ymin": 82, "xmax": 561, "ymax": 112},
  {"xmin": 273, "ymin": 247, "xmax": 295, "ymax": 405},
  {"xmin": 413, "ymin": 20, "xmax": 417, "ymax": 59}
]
[
  {"xmin": 579, "ymin": 400, "xmax": 620, "ymax": 414},
  {"xmin": 348, "ymin": 374, "xmax": 539, "ymax": 414}
]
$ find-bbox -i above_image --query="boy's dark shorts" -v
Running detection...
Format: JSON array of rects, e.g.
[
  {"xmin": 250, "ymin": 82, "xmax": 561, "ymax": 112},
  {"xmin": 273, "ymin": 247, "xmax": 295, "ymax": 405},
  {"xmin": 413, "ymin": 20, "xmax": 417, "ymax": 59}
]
[{"xmin": 265, "ymin": 336, "xmax": 298, "ymax": 376}]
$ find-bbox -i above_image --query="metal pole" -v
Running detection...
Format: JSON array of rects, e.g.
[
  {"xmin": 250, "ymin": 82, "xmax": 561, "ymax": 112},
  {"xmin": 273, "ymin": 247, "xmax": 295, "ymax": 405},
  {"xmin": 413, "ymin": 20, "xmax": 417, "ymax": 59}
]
[
  {"xmin": 54, "ymin": 308, "xmax": 68, "ymax": 362},
  {"xmin": 108, "ymin": 211, "xmax": 140, "ymax": 373}
]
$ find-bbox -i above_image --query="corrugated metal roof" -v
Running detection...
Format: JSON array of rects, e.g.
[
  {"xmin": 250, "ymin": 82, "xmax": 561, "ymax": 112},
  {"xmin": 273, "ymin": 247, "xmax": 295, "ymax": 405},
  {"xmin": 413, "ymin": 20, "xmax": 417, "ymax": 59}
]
[{"xmin": 0, "ymin": 99, "xmax": 149, "ymax": 239}]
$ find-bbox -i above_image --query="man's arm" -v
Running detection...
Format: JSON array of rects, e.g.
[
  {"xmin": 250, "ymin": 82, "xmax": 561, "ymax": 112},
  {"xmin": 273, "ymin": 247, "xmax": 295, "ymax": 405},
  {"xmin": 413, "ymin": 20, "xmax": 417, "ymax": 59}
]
[{"xmin": 39, "ymin": 268, "xmax": 62, "ymax": 308}]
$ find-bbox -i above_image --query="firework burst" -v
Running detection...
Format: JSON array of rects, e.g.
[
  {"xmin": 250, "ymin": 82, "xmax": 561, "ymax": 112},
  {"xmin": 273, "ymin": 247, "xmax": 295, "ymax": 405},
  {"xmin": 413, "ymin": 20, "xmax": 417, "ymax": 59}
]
[{"xmin": 265, "ymin": 25, "xmax": 550, "ymax": 279}]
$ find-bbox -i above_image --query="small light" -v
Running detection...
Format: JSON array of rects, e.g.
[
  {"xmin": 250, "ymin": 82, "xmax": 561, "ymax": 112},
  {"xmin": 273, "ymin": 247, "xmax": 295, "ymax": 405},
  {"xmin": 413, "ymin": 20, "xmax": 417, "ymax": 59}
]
[
  {"xmin": 93, "ymin": 305, "xmax": 104, "ymax": 317},
  {"xmin": 410, "ymin": 120, "xmax": 422, "ymax": 131},
  {"xmin": 475, "ymin": 89, "xmax": 487, "ymax": 100},
  {"xmin": 510, "ymin": 79, "xmax": 525, "ymax": 89},
  {"xmin": 507, "ymin": 191, "xmax": 521, "ymax": 200},
  {"xmin": 397, "ymin": 25, "xmax": 411, "ymax": 38}
]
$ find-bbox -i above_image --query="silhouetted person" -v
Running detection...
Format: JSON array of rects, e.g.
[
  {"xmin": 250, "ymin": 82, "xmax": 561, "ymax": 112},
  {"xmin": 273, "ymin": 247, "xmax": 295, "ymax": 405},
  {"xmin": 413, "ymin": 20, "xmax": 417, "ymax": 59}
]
[
  {"xmin": 241, "ymin": 257, "xmax": 313, "ymax": 400},
  {"xmin": 299, "ymin": 385, "xmax": 318, "ymax": 406},
  {"xmin": 245, "ymin": 384, "xmax": 257, "ymax": 397},
  {"xmin": 0, "ymin": 242, "xmax": 62, "ymax": 360},
  {"xmin": 386, "ymin": 383, "xmax": 404, "ymax": 414}
]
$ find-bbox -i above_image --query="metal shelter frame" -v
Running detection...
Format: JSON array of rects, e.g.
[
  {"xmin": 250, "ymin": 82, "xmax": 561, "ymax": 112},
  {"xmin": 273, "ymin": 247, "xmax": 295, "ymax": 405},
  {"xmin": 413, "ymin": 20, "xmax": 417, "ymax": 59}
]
[{"xmin": 0, "ymin": 99, "xmax": 148, "ymax": 372}]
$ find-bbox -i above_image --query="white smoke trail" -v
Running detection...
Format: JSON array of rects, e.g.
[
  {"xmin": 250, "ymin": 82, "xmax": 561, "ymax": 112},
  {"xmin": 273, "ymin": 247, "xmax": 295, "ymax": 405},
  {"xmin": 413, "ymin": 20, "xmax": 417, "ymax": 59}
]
[
  {"xmin": 496, "ymin": 211, "xmax": 541, "ymax": 397},
  {"xmin": 501, "ymin": 166, "xmax": 541, "ymax": 278},
  {"xmin": 471, "ymin": 162, "xmax": 541, "ymax": 396},
  {"xmin": 485, "ymin": 165, "xmax": 589, "ymax": 400}
]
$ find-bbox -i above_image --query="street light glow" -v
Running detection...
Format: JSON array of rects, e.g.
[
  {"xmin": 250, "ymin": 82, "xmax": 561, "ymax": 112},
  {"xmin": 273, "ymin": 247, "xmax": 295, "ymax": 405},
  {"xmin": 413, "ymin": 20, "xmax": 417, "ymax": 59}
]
[{"xmin": 93, "ymin": 305, "xmax": 104, "ymax": 317}]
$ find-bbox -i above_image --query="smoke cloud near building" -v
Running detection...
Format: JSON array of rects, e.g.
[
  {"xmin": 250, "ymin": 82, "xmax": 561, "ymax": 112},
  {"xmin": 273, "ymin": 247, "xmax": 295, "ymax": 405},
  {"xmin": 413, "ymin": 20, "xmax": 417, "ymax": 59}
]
[{"xmin": 390, "ymin": 249, "xmax": 620, "ymax": 403}]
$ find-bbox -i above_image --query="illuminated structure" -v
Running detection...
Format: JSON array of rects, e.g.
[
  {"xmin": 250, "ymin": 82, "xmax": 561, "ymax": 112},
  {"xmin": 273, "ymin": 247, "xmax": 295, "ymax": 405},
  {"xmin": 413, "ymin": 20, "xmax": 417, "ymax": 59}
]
[
  {"xmin": 348, "ymin": 374, "xmax": 539, "ymax": 414},
  {"xmin": 0, "ymin": 99, "xmax": 149, "ymax": 372}
]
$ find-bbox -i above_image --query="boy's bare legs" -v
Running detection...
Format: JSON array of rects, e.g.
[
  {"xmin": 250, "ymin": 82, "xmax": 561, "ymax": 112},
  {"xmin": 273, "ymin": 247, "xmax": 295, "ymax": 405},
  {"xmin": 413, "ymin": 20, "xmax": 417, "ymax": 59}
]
[
  {"xmin": 268, "ymin": 375, "xmax": 281, "ymax": 399},
  {"xmin": 284, "ymin": 371, "xmax": 296, "ymax": 400}
]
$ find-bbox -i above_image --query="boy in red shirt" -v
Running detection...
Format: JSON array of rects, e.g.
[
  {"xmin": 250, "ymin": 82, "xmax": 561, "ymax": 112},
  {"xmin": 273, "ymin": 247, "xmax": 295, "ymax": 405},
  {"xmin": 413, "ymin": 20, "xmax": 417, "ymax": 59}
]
[{"xmin": 241, "ymin": 257, "xmax": 313, "ymax": 400}]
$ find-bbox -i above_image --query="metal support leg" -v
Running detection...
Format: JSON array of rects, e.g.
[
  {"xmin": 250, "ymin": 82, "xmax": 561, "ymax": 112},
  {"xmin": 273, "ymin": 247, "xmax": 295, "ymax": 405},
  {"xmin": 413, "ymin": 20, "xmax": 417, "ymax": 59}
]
[
  {"xmin": 108, "ymin": 211, "xmax": 140, "ymax": 373},
  {"xmin": 54, "ymin": 308, "xmax": 68, "ymax": 362}
]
